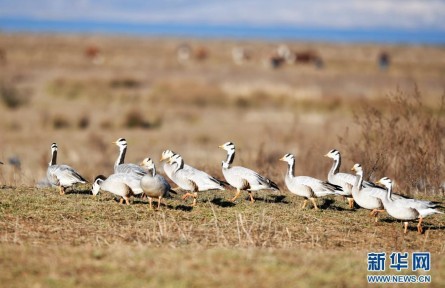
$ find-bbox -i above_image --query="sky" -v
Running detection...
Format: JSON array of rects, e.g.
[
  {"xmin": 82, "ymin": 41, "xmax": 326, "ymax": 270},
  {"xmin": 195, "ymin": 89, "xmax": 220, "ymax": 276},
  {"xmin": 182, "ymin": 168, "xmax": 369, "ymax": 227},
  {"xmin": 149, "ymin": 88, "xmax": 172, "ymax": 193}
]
[{"xmin": 1, "ymin": 0, "xmax": 445, "ymax": 31}]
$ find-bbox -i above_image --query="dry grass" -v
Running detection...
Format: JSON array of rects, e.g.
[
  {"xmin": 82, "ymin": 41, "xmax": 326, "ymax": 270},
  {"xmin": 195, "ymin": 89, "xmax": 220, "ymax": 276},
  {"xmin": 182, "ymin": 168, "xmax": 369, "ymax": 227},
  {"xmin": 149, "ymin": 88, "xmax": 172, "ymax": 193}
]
[
  {"xmin": 340, "ymin": 87, "xmax": 445, "ymax": 195},
  {"xmin": 0, "ymin": 186, "xmax": 444, "ymax": 287}
]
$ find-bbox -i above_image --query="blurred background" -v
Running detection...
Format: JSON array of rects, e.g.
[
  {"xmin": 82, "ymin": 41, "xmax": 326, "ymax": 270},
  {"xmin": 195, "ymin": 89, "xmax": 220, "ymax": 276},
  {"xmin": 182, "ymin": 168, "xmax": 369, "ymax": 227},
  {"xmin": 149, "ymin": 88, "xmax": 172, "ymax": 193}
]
[{"xmin": 0, "ymin": 0, "xmax": 444, "ymax": 193}]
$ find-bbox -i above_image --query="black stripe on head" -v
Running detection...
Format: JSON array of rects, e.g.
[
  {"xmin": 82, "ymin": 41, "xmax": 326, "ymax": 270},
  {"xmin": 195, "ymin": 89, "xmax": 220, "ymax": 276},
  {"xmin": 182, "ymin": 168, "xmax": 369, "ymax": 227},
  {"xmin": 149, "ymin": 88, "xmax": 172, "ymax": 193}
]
[
  {"xmin": 329, "ymin": 149, "xmax": 339, "ymax": 155},
  {"xmin": 51, "ymin": 143, "xmax": 58, "ymax": 148},
  {"xmin": 94, "ymin": 175, "xmax": 107, "ymax": 182}
]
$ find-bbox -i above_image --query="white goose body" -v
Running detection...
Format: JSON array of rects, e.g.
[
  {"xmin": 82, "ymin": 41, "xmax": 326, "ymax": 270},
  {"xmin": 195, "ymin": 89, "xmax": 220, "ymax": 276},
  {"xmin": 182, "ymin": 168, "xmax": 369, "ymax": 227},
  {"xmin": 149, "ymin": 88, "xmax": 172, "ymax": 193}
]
[
  {"xmin": 113, "ymin": 138, "xmax": 146, "ymax": 176},
  {"xmin": 351, "ymin": 164, "xmax": 385, "ymax": 211},
  {"xmin": 282, "ymin": 154, "xmax": 338, "ymax": 198},
  {"xmin": 140, "ymin": 158, "xmax": 173, "ymax": 209},
  {"xmin": 376, "ymin": 177, "xmax": 443, "ymax": 233},
  {"xmin": 280, "ymin": 153, "xmax": 338, "ymax": 209},
  {"xmin": 92, "ymin": 173, "xmax": 141, "ymax": 205},
  {"xmin": 161, "ymin": 150, "xmax": 225, "ymax": 191},
  {"xmin": 46, "ymin": 143, "xmax": 87, "ymax": 194},
  {"xmin": 219, "ymin": 142, "xmax": 279, "ymax": 203}
]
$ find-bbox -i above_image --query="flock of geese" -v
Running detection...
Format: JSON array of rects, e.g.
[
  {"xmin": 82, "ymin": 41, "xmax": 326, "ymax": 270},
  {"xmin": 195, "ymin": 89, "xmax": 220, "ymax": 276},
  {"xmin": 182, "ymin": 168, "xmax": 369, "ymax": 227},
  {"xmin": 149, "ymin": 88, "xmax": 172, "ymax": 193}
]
[{"xmin": 44, "ymin": 138, "xmax": 443, "ymax": 234}]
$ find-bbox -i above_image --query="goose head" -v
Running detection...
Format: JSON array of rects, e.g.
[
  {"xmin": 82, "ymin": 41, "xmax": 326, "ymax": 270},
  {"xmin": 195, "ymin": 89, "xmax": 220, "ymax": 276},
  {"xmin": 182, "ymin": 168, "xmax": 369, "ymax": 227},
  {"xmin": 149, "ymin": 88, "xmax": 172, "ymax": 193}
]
[
  {"xmin": 376, "ymin": 177, "xmax": 393, "ymax": 190},
  {"xmin": 160, "ymin": 149, "xmax": 175, "ymax": 162},
  {"xmin": 279, "ymin": 153, "xmax": 295, "ymax": 164},
  {"xmin": 92, "ymin": 175, "xmax": 106, "ymax": 196},
  {"xmin": 351, "ymin": 163, "xmax": 363, "ymax": 174},
  {"xmin": 113, "ymin": 138, "xmax": 127, "ymax": 149},
  {"xmin": 140, "ymin": 157, "xmax": 155, "ymax": 170},
  {"xmin": 219, "ymin": 142, "xmax": 235, "ymax": 153},
  {"xmin": 324, "ymin": 149, "xmax": 340, "ymax": 160},
  {"xmin": 168, "ymin": 153, "xmax": 183, "ymax": 167}
]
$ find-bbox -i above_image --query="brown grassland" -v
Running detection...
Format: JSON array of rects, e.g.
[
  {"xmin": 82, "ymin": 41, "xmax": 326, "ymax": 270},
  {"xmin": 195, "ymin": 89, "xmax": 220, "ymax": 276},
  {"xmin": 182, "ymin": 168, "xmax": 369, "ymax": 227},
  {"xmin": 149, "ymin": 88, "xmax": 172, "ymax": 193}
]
[{"xmin": 0, "ymin": 33, "xmax": 445, "ymax": 287}]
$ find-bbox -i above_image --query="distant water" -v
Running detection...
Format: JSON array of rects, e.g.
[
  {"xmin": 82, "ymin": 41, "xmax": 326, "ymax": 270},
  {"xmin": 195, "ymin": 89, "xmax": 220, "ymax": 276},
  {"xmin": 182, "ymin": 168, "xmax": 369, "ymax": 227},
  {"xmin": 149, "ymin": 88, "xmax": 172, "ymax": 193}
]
[{"xmin": 1, "ymin": 18, "xmax": 444, "ymax": 45}]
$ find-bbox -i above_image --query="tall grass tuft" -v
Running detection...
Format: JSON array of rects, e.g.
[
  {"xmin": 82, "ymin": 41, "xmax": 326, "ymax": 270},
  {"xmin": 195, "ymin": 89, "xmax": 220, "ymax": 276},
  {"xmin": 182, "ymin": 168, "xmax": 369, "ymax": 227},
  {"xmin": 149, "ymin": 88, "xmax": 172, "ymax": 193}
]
[{"xmin": 340, "ymin": 87, "xmax": 444, "ymax": 195}]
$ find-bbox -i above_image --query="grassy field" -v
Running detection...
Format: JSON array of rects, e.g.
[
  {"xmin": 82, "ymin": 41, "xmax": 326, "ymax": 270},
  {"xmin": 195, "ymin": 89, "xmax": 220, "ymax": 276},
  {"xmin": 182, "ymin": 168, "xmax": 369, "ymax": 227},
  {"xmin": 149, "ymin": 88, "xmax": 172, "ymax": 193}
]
[
  {"xmin": 0, "ymin": 33, "xmax": 444, "ymax": 287},
  {"xmin": 1, "ymin": 186, "xmax": 444, "ymax": 287}
]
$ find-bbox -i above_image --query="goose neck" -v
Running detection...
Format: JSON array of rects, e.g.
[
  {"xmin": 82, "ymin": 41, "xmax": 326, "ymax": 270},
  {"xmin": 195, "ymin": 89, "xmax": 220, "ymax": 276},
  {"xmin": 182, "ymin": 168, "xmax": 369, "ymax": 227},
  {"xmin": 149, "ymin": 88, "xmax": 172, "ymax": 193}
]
[
  {"xmin": 50, "ymin": 150, "xmax": 57, "ymax": 166},
  {"xmin": 287, "ymin": 159, "xmax": 295, "ymax": 178},
  {"xmin": 115, "ymin": 146, "xmax": 127, "ymax": 169}
]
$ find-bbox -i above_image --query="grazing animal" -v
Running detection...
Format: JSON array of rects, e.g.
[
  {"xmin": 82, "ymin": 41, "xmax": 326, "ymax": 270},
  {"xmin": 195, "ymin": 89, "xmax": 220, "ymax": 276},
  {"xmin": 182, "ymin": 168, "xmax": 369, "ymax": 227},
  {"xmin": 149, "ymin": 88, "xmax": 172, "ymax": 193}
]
[
  {"xmin": 376, "ymin": 177, "xmax": 442, "ymax": 234},
  {"xmin": 140, "ymin": 157, "xmax": 175, "ymax": 209},
  {"xmin": 325, "ymin": 149, "xmax": 384, "ymax": 208},
  {"xmin": 219, "ymin": 142, "xmax": 279, "ymax": 203},
  {"xmin": 92, "ymin": 174, "xmax": 140, "ymax": 205},
  {"xmin": 113, "ymin": 138, "xmax": 146, "ymax": 177},
  {"xmin": 280, "ymin": 153, "xmax": 339, "ymax": 210},
  {"xmin": 46, "ymin": 143, "xmax": 87, "ymax": 195},
  {"xmin": 166, "ymin": 154, "xmax": 225, "ymax": 206},
  {"xmin": 351, "ymin": 164, "xmax": 405, "ymax": 221}
]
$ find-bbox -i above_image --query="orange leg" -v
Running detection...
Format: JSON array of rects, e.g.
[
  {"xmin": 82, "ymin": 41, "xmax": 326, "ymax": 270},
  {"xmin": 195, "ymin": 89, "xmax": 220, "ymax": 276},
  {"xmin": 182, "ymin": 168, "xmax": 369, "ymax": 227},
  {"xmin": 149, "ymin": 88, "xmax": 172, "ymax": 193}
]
[
  {"xmin": 231, "ymin": 189, "xmax": 242, "ymax": 202},
  {"xmin": 124, "ymin": 197, "xmax": 130, "ymax": 205},
  {"xmin": 301, "ymin": 199, "xmax": 308, "ymax": 209},
  {"xmin": 148, "ymin": 197, "xmax": 153, "ymax": 210},
  {"xmin": 59, "ymin": 186, "xmax": 65, "ymax": 195},
  {"xmin": 347, "ymin": 197, "xmax": 354, "ymax": 209},
  {"xmin": 417, "ymin": 217, "xmax": 423, "ymax": 234},
  {"xmin": 157, "ymin": 197, "xmax": 162, "ymax": 209},
  {"xmin": 119, "ymin": 198, "xmax": 124, "ymax": 205},
  {"xmin": 310, "ymin": 197, "xmax": 319, "ymax": 210},
  {"xmin": 182, "ymin": 193, "xmax": 192, "ymax": 200},
  {"xmin": 404, "ymin": 222, "xmax": 409, "ymax": 234},
  {"xmin": 192, "ymin": 194, "xmax": 198, "ymax": 206},
  {"xmin": 248, "ymin": 192, "xmax": 255, "ymax": 203}
]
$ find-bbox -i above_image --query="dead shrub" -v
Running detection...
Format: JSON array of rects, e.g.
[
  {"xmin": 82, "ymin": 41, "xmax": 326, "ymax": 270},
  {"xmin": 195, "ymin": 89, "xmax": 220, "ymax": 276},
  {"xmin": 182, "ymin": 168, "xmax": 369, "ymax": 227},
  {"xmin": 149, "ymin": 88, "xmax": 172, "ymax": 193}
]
[
  {"xmin": 0, "ymin": 81, "xmax": 30, "ymax": 109},
  {"xmin": 123, "ymin": 109, "xmax": 162, "ymax": 129},
  {"xmin": 52, "ymin": 115, "xmax": 71, "ymax": 129},
  {"xmin": 339, "ymin": 87, "xmax": 444, "ymax": 195},
  {"xmin": 77, "ymin": 115, "xmax": 90, "ymax": 129}
]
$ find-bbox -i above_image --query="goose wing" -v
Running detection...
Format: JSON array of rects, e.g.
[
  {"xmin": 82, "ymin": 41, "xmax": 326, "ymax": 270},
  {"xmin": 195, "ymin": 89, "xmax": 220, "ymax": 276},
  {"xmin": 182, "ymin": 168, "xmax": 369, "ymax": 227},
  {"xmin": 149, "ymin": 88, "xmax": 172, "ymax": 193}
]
[
  {"xmin": 181, "ymin": 164, "xmax": 225, "ymax": 190},
  {"xmin": 115, "ymin": 163, "xmax": 147, "ymax": 176},
  {"xmin": 50, "ymin": 164, "xmax": 87, "ymax": 186},
  {"xmin": 291, "ymin": 176, "xmax": 336, "ymax": 196},
  {"xmin": 230, "ymin": 166, "xmax": 278, "ymax": 190}
]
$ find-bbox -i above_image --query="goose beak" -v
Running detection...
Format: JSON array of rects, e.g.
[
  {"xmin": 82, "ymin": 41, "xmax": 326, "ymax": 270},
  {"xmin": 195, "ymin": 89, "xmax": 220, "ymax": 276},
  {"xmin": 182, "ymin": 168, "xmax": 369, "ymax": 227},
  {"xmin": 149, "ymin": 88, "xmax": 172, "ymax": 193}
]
[
  {"xmin": 323, "ymin": 153, "xmax": 329, "ymax": 157},
  {"xmin": 279, "ymin": 157, "xmax": 285, "ymax": 161},
  {"xmin": 350, "ymin": 167, "xmax": 355, "ymax": 171},
  {"xmin": 160, "ymin": 155, "xmax": 167, "ymax": 161},
  {"xmin": 218, "ymin": 144, "xmax": 224, "ymax": 149}
]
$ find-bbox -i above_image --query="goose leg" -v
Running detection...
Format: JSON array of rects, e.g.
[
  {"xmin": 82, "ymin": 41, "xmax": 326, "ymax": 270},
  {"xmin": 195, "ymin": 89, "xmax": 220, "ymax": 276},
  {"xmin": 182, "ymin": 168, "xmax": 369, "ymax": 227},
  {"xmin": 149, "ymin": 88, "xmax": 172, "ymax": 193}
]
[
  {"xmin": 231, "ymin": 189, "xmax": 242, "ymax": 202},
  {"xmin": 59, "ymin": 186, "xmax": 65, "ymax": 195},
  {"xmin": 119, "ymin": 198, "xmax": 124, "ymax": 205},
  {"xmin": 148, "ymin": 197, "xmax": 153, "ymax": 210},
  {"xmin": 124, "ymin": 197, "xmax": 130, "ymax": 205},
  {"xmin": 417, "ymin": 217, "xmax": 423, "ymax": 234},
  {"xmin": 182, "ymin": 192, "xmax": 192, "ymax": 200},
  {"xmin": 310, "ymin": 197, "xmax": 319, "ymax": 210},
  {"xmin": 347, "ymin": 197, "xmax": 354, "ymax": 209},
  {"xmin": 404, "ymin": 222, "xmax": 408, "ymax": 234},
  {"xmin": 157, "ymin": 197, "xmax": 162, "ymax": 209},
  {"xmin": 248, "ymin": 192, "xmax": 255, "ymax": 203},
  {"xmin": 192, "ymin": 193, "xmax": 198, "ymax": 206},
  {"xmin": 301, "ymin": 199, "xmax": 308, "ymax": 209}
]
